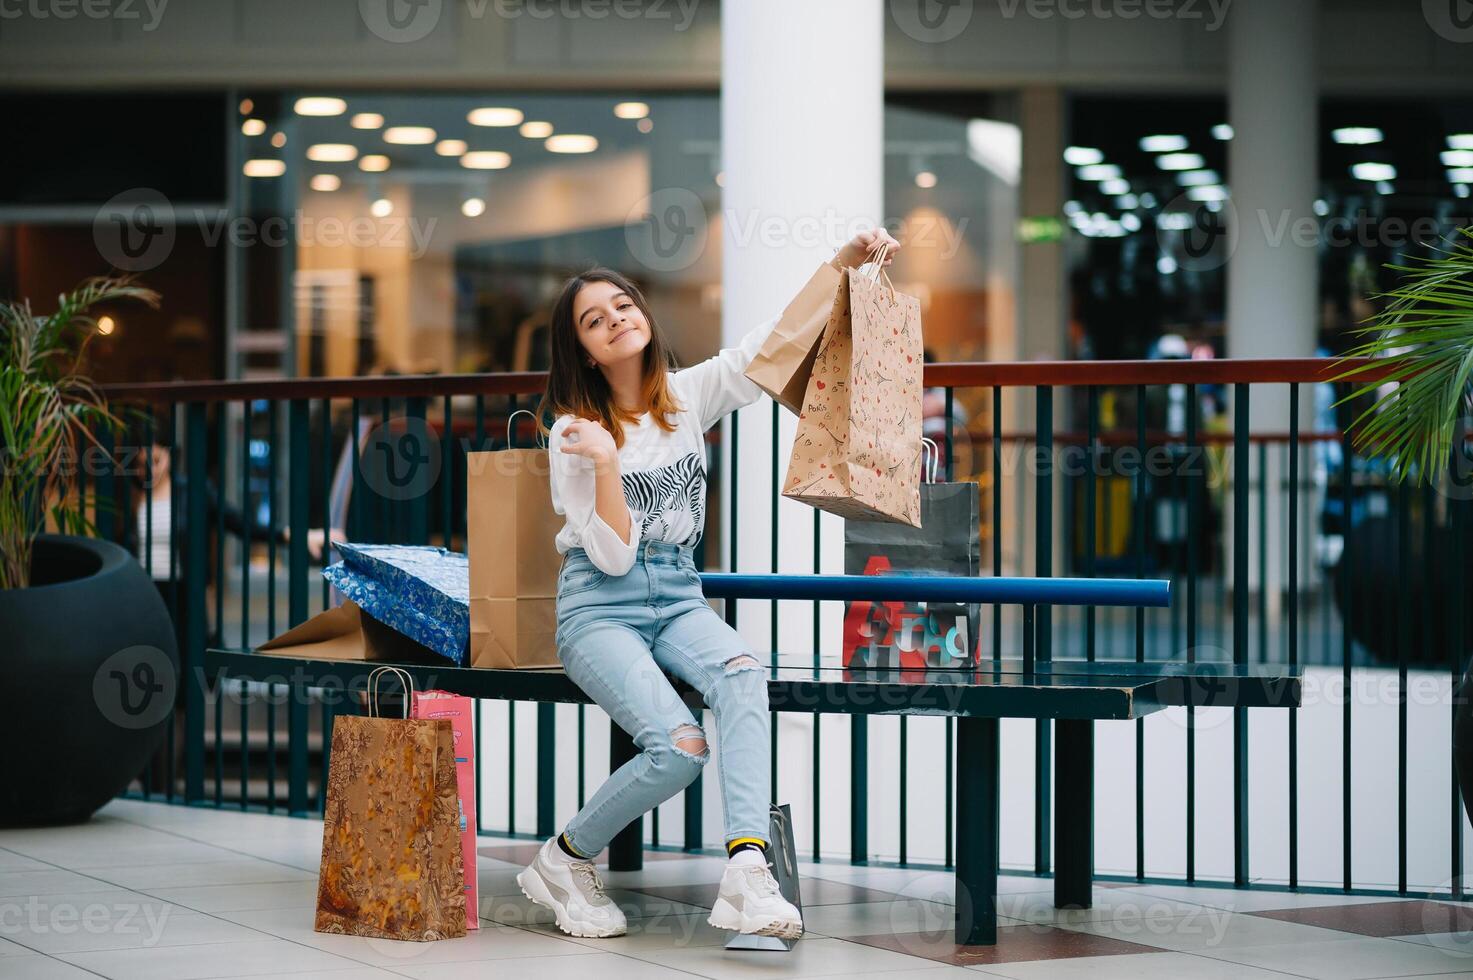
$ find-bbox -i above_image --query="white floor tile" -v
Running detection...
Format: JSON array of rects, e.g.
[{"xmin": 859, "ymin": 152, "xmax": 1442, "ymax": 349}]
[
  {"xmin": 90, "ymin": 858, "xmax": 315, "ymax": 890},
  {"xmin": 390, "ymin": 949, "xmax": 697, "ymax": 980},
  {"xmin": 798, "ymin": 899, "xmax": 957, "ymax": 939},
  {"xmin": 995, "ymin": 886, "xmax": 1215, "ymax": 925},
  {"xmin": 56, "ymin": 937, "xmax": 363, "ymax": 980},
  {"xmin": 218, "ymin": 971, "xmax": 408, "ymax": 980},
  {"xmin": 479, "ymin": 888, "xmax": 706, "ymax": 928},
  {"xmin": 1121, "ymin": 883, "xmax": 1402, "ymax": 913},
  {"xmin": 620, "ymin": 934, "xmax": 944, "ymax": 978},
  {"xmin": 147, "ymin": 880, "xmax": 321, "ymax": 914},
  {"xmin": 1196, "ymin": 935, "xmax": 1473, "ymax": 980},
  {"xmin": 1056, "ymin": 906, "xmax": 1353, "ymax": 953},
  {"xmin": 0, "ymin": 869, "xmax": 122, "ymax": 899},
  {"xmin": 8, "ymin": 908, "xmax": 260, "ymax": 955},
  {"xmin": 967, "ymin": 950, "xmax": 1308, "ymax": 979},
  {"xmin": 518, "ymin": 910, "xmax": 736, "ymax": 952},
  {"xmin": 0, "ymin": 953, "xmax": 103, "ymax": 980},
  {"xmin": 0, "ymin": 851, "xmax": 51, "ymax": 873}
]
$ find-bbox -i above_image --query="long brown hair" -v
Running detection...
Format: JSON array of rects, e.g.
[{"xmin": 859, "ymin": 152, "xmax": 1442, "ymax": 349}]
[{"xmin": 536, "ymin": 267, "xmax": 684, "ymax": 448}]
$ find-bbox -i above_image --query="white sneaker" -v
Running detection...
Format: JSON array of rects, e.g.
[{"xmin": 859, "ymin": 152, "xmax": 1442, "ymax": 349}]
[
  {"xmin": 707, "ymin": 860, "xmax": 803, "ymax": 939},
  {"xmin": 516, "ymin": 838, "xmax": 628, "ymax": 938}
]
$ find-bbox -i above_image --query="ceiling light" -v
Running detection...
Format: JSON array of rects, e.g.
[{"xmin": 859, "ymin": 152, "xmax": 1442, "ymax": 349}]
[
  {"xmin": 1375, "ymin": 181, "xmax": 1395, "ymax": 195},
  {"xmin": 1076, "ymin": 164, "xmax": 1121, "ymax": 181},
  {"xmin": 238, "ymin": 98, "xmax": 254, "ymax": 115},
  {"xmin": 636, "ymin": 118, "xmax": 653, "ymax": 134},
  {"xmin": 1156, "ymin": 153, "xmax": 1204, "ymax": 171},
  {"xmin": 1313, "ymin": 199, "xmax": 1329, "ymax": 216},
  {"xmin": 1455, "ymin": 184, "xmax": 1470, "ymax": 199},
  {"xmin": 1186, "ymin": 185, "xmax": 1227, "ymax": 202},
  {"xmin": 1176, "ymin": 170, "xmax": 1220, "ymax": 186},
  {"xmin": 351, "ymin": 113, "xmax": 384, "ymax": 130},
  {"xmin": 519, "ymin": 120, "xmax": 553, "ymax": 138},
  {"xmin": 241, "ymin": 118, "xmax": 266, "ymax": 136},
  {"xmin": 461, "ymin": 150, "xmax": 511, "ymax": 169},
  {"xmin": 614, "ymin": 101, "xmax": 649, "ymax": 119},
  {"xmin": 384, "ymin": 126, "xmax": 436, "ymax": 145},
  {"xmin": 1116, "ymin": 193, "xmax": 1139, "ymax": 209},
  {"xmin": 307, "ymin": 143, "xmax": 358, "ymax": 162},
  {"xmin": 1440, "ymin": 150, "xmax": 1473, "ymax": 167},
  {"xmin": 1140, "ymin": 135, "xmax": 1187, "ymax": 152},
  {"xmin": 1120, "ymin": 213, "xmax": 1142, "ymax": 232},
  {"xmin": 270, "ymin": 132, "xmax": 286, "ymax": 148},
  {"xmin": 546, "ymin": 134, "xmax": 598, "ymax": 153},
  {"xmin": 243, "ymin": 159, "xmax": 286, "ymax": 178},
  {"xmin": 1449, "ymin": 134, "xmax": 1473, "ymax": 150},
  {"xmin": 1063, "ymin": 200, "xmax": 1082, "ymax": 215},
  {"xmin": 310, "ymin": 174, "xmax": 341, "ymax": 192},
  {"xmin": 370, "ymin": 197, "xmax": 393, "ymax": 218},
  {"xmin": 1333, "ymin": 127, "xmax": 1383, "ymax": 145},
  {"xmin": 1350, "ymin": 162, "xmax": 1396, "ymax": 181},
  {"xmin": 468, "ymin": 107, "xmax": 524, "ymax": 127},
  {"xmin": 295, "ymin": 97, "xmax": 346, "ymax": 117},
  {"xmin": 1447, "ymin": 168, "xmax": 1473, "ymax": 182},
  {"xmin": 914, "ymin": 170, "xmax": 937, "ymax": 188},
  {"xmin": 359, "ymin": 154, "xmax": 391, "ymax": 172},
  {"xmin": 96, "ymin": 315, "xmax": 116, "ymax": 336},
  {"xmin": 1100, "ymin": 178, "xmax": 1130, "ymax": 195},
  {"xmin": 1063, "ymin": 146, "xmax": 1103, "ymax": 166},
  {"xmin": 435, "ymin": 139, "xmax": 467, "ymax": 156},
  {"xmin": 461, "ymin": 197, "xmax": 486, "ymax": 218},
  {"xmin": 1212, "ymin": 124, "xmax": 1233, "ymax": 140}
]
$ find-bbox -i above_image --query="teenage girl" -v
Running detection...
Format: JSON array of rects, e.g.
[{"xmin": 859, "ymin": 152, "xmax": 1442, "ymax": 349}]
[{"xmin": 517, "ymin": 229, "xmax": 902, "ymax": 939}]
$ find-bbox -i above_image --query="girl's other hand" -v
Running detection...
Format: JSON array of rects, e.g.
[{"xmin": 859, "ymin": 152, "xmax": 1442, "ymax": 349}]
[
  {"xmin": 835, "ymin": 228, "xmax": 902, "ymax": 269},
  {"xmin": 560, "ymin": 418, "xmax": 619, "ymax": 474}
]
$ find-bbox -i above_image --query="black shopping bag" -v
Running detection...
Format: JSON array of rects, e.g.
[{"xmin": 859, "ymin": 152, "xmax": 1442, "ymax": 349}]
[{"xmin": 842, "ymin": 441, "xmax": 981, "ymax": 669}]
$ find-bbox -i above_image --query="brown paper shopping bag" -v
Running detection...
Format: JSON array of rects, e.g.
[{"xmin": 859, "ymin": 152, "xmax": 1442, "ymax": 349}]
[
  {"xmin": 782, "ymin": 241, "xmax": 924, "ymax": 527},
  {"xmin": 315, "ymin": 667, "xmax": 467, "ymax": 942},
  {"xmin": 466, "ymin": 412, "xmax": 561, "ymax": 669},
  {"xmin": 744, "ymin": 258, "xmax": 845, "ymax": 414}
]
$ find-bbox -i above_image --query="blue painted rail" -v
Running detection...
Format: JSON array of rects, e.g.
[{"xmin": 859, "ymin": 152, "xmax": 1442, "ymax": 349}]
[{"xmin": 698, "ymin": 572, "xmax": 1170, "ymax": 608}]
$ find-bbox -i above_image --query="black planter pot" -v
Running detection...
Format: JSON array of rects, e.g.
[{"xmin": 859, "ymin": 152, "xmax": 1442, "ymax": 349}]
[{"xmin": 0, "ymin": 534, "xmax": 178, "ymax": 826}]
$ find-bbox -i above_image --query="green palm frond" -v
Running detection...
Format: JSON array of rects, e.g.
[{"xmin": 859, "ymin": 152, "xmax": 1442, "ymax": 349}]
[
  {"xmin": 0, "ymin": 276, "xmax": 160, "ymax": 589},
  {"xmin": 1333, "ymin": 226, "xmax": 1473, "ymax": 486}
]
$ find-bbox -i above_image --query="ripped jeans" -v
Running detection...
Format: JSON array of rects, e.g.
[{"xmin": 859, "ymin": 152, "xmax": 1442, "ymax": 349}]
[{"xmin": 554, "ymin": 541, "xmax": 770, "ymax": 857}]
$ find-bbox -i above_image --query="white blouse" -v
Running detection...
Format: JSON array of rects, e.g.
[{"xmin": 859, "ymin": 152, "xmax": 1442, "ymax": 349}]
[{"xmin": 548, "ymin": 312, "xmax": 781, "ymax": 576}]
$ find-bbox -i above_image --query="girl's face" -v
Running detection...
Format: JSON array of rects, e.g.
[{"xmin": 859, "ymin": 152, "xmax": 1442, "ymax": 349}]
[{"xmin": 572, "ymin": 279, "xmax": 650, "ymax": 369}]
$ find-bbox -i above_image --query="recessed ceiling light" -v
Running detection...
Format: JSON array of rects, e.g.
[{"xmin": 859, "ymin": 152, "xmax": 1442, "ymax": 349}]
[
  {"xmin": 307, "ymin": 143, "xmax": 358, "ymax": 162},
  {"xmin": 310, "ymin": 174, "xmax": 341, "ymax": 192},
  {"xmin": 1176, "ymin": 170, "xmax": 1220, "ymax": 186},
  {"xmin": 1076, "ymin": 164, "xmax": 1121, "ymax": 181},
  {"xmin": 1140, "ymin": 135, "xmax": 1187, "ymax": 152},
  {"xmin": 614, "ymin": 101, "xmax": 649, "ymax": 119},
  {"xmin": 351, "ymin": 113, "xmax": 384, "ymax": 130},
  {"xmin": 914, "ymin": 171, "xmax": 937, "ymax": 188},
  {"xmin": 461, "ymin": 150, "xmax": 511, "ymax": 169},
  {"xmin": 1351, "ymin": 162, "xmax": 1396, "ymax": 181},
  {"xmin": 435, "ymin": 139, "xmax": 468, "ymax": 156},
  {"xmin": 1187, "ymin": 185, "xmax": 1227, "ymax": 202},
  {"xmin": 546, "ymin": 134, "xmax": 598, "ymax": 154},
  {"xmin": 1063, "ymin": 146, "xmax": 1103, "ymax": 165},
  {"xmin": 271, "ymin": 132, "xmax": 286, "ymax": 148},
  {"xmin": 1449, "ymin": 134, "xmax": 1473, "ymax": 150},
  {"xmin": 1440, "ymin": 150, "xmax": 1473, "ymax": 167},
  {"xmin": 1156, "ymin": 153, "xmax": 1204, "ymax": 171},
  {"xmin": 519, "ymin": 120, "xmax": 553, "ymax": 138},
  {"xmin": 462, "ymin": 197, "xmax": 486, "ymax": 217},
  {"xmin": 1447, "ymin": 167, "xmax": 1473, "ymax": 182},
  {"xmin": 1455, "ymin": 184, "xmax": 1470, "ymax": 199},
  {"xmin": 1212, "ymin": 124, "xmax": 1233, "ymax": 140},
  {"xmin": 468, "ymin": 107, "xmax": 524, "ymax": 127},
  {"xmin": 1100, "ymin": 178, "xmax": 1130, "ymax": 195},
  {"xmin": 636, "ymin": 118, "xmax": 653, "ymax": 134},
  {"xmin": 384, "ymin": 126, "xmax": 436, "ymax": 145},
  {"xmin": 1333, "ymin": 127, "xmax": 1383, "ymax": 145},
  {"xmin": 370, "ymin": 197, "xmax": 393, "ymax": 218},
  {"xmin": 360, "ymin": 154, "xmax": 391, "ymax": 172},
  {"xmin": 241, "ymin": 119, "xmax": 266, "ymax": 136},
  {"xmin": 1116, "ymin": 193, "xmax": 1139, "ymax": 209},
  {"xmin": 1375, "ymin": 180, "xmax": 1395, "ymax": 195},
  {"xmin": 243, "ymin": 159, "xmax": 287, "ymax": 178},
  {"xmin": 96, "ymin": 315, "xmax": 116, "ymax": 336},
  {"xmin": 238, "ymin": 98, "xmax": 254, "ymax": 115},
  {"xmin": 295, "ymin": 97, "xmax": 347, "ymax": 117}
]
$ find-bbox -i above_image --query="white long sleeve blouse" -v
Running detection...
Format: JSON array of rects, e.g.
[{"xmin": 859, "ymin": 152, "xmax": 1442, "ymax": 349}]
[{"xmin": 548, "ymin": 312, "xmax": 782, "ymax": 576}]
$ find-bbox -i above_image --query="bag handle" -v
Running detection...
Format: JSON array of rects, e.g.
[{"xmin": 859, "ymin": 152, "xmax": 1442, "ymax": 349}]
[
  {"xmin": 366, "ymin": 665, "xmax": 414, "ymax": 719},
  {"xmin": 506, "ymin": 408, "xmax": 548, "ymax": 450},
  {"xmin": 921, "ymin": 437, "xmax": 940, "ymax": 484},
  {"xmin": 857, "ymin": 238, "xmax": 898, "ymax": 304}
]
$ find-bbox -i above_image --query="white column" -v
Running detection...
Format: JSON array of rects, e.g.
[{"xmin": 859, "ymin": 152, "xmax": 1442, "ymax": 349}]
[
  {"xmin": 1226, "ymin": 0, "xmax": 1318, "ymax": 620},
  {"xmin": 719, "ymin": 0, "xmax": 885, "ymax": 859}
]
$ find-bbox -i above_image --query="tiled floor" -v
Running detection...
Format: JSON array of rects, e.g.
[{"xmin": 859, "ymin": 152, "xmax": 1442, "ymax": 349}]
[{"xmin": 2, "ymin": 799, "xmax": 1471, "ymax": 979}]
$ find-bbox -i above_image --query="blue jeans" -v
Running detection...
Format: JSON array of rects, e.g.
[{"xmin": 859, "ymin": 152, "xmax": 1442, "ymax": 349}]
[{"xmin": 555, "ymin": 541, "xmax": 770, "ymax": 857}]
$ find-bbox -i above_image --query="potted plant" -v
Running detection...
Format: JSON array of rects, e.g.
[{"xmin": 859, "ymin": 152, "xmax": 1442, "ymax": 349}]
[
  {"xmin": 1335, "ymin": 225, "xmax": 1473, "ymax": 823},
  {"xmin": 0, "ymin": 277, "xmax": 180, "ymax": 825}
]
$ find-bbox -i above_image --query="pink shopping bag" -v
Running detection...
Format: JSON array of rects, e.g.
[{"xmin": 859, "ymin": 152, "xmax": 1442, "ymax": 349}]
[{"xmin": 412, "ymin": 691, "xmax": 478, "ymax": 930}]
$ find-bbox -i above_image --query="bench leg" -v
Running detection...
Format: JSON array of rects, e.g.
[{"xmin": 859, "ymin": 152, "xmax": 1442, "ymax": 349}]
[
  {"xmin": 607, "ymin": 721, "xmax": 644, "ymax": 872},
  {"xmin": 955, "ymin": 715, "xmax": 999, "ymax": 945},
  {"xmin": 1054, "ymin": 719, "xmax": 1093, "ymax": 909}
]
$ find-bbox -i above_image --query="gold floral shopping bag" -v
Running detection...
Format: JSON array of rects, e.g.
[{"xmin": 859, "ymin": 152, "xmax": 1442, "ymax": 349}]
[
  {"xmin": 782, "ymin": 241, "xmax": 924, "ymax": 527},
  {"xmin": 314, "ymin": 667, "xmax": 467, "ymax": 941}
]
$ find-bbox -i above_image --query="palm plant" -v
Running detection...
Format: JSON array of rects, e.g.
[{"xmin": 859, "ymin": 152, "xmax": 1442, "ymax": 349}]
[
  {"xmin": 0, "ymin": 277, "xmax": 159, "ymax": 589},
  {"xmin": 1335, "ymin": 225, "xmax": 1473, "ymax": 485}
]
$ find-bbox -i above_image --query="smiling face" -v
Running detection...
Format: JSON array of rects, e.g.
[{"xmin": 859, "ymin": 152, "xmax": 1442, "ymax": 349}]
[{"xmin": 573, "ymin": 278, "xmax": 651, "ymax": 369}]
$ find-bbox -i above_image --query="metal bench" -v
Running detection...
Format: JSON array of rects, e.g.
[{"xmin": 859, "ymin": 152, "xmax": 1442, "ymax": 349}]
[{"xmin": 207, "ymin": 571, "xmax": 1301, "ymax": 946}]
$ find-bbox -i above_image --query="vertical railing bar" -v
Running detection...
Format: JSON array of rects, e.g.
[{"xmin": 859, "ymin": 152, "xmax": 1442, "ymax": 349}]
[
  {"xmin": 1135, "ymin": 384, "xmax": 1146, "ymax": 881},
  {"xmin": 1258, "ymin": 441, "xmax": 1268, "ymax": 664},
  {"xmin": 1341, "ymin": 420, "xmax": 1353, "ymax": 890},
  {"xmin": 770, "ymin": 401, "xmax": 779, "ymax": 805},
  {"xmin": 944, "ymin": 384, "xmax": 955, "ymax": 869},
  {"xmin": 350, "ymin": 399, "xmax": 361, "ymax": 544},
  {"xmin": 1288, "ymin": 384, "xmax": 1299, "ymax": 890},
  {"xmin": 321, "ymin": 398, "xmax": 332, "ymax": 609},
  {"xmin": 287, "ymin": 400, "xmax": 310, "ymax": 815},
  {"xmin": 813, "ymin": 506, "xmax": 822, "ymax": 862},
  {"xmin": 1232, "ymin": 383, "xmax": 1250, "ymax": 887},
  {"xmin": 443, "ymin": 396, "xmax": 453, "ymax": 549},
  {"xmin": 1035, "ymin": 385, "xmax": 1052, "ymax": 878},
  {"xmin": 1086, "ymin": 387, "xmax": 1098, "ymax": 662},
  {"xmin": 378, "ymin": 398, "xmax": 391, "ymax": 543},
  {"xmin": 1186, "ymin": 383, "xmax": 1198, "ymax": 883},
  {"xmin": 1453, "ymin": 469, "xmax": 1468, "ymax": 901},
  {"xmin": 240, "ymin": 400, "xmax": 252, "ymax": 650},
  {"xmin": 1397, "ymin": 475, "xmax": 1409, "ymax": 895},
  {"xmin": 215, "ymin": 405, "xmax": 226, "ymax": 655},
  {"xmin": 139, "ymin": 410, "xmax": 155, "ymax": 801},
  {"xmin": 992, "ymin": 386, "xmax": 1002, "ymax": 661},
  {"xmin": 267, "ymin": 403, "xmax": 278, "ymax": 641}
]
